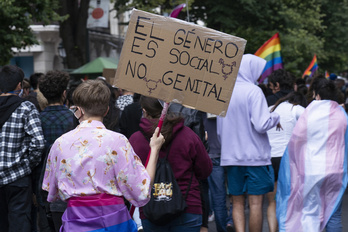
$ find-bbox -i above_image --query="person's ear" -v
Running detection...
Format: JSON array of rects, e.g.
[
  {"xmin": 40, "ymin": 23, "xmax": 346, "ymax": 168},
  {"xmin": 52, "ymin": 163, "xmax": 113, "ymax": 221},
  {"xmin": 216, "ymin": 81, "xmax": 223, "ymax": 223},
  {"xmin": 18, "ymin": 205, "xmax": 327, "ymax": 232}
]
[
  {"xmin": 142, "ymin": 108, "xmax": 148, "ymax": 118},
  {"xmin": 61, "ymin": 90, "xmax": 67, "ymax": 104},
  {"xmin": 104, "ymin": 106, "xmax": 109, "ymax": 117},
  {"xmin": 16, "ymin": 82, "xmax": 22, "ymax": 91},
  {"xmin": 275, "ymin": 82, "xmax": 280, "ymax": 91}
]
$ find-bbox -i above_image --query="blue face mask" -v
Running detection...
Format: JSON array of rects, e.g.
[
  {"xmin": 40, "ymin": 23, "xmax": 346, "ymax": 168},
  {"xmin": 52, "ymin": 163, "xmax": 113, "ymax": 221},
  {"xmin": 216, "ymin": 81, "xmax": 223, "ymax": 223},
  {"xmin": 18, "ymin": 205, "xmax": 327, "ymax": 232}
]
[
  {"xmin": 18, "ymin": 89, "xmax": 23, "ymax": 97},
  {"xmin": 7, "ymin": 89, "xmax": 23, "ymax": 96}
]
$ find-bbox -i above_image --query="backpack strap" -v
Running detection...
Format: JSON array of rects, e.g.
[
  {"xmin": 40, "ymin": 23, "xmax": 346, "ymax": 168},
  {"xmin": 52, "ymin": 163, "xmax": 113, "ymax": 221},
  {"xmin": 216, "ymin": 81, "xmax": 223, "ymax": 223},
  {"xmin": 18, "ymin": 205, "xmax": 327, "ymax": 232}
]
[
  {"xmin": 183, "ymin": 169, "xmax": 194, "ymax": 200},
  {"xmin": 165, "ymin": 142, "xmax": 194, "ymax": 200}
]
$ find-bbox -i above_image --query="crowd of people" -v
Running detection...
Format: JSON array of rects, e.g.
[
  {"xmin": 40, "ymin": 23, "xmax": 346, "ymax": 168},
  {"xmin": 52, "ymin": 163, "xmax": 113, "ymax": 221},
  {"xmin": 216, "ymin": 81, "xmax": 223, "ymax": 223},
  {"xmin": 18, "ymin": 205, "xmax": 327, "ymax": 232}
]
[{"xmin": 0, "ymin": 52, "xmax": 348, "ymax": 232}]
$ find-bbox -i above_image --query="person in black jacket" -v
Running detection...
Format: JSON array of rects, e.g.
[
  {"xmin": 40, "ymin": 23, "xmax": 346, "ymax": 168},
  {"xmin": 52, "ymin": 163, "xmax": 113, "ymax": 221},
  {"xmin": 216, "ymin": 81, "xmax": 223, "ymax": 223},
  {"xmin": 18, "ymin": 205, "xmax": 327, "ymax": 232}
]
[{"xmin": 119, "ymin": 93, "xmax": 142, "ymax": 138}]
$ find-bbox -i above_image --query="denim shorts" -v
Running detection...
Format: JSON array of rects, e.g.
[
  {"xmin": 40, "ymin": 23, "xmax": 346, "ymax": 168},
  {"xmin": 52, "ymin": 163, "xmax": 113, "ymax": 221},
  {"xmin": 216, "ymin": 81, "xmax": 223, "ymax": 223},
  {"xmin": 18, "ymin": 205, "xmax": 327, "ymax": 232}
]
[{"xmin": 226, "ymin": 165, "xmax": 274, "ymax": 195}]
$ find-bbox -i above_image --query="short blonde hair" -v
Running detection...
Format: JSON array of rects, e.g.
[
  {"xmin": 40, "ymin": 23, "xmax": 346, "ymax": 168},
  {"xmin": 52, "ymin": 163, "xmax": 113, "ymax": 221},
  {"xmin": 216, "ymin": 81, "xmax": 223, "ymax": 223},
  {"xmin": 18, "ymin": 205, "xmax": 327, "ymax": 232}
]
[
  {"xmin": 73, "ymin": 80, "xmax": 110, "ymax": 117},
  {"xmin": 22, "ymin": 79, "xmax": 31, "ymax": 89}
]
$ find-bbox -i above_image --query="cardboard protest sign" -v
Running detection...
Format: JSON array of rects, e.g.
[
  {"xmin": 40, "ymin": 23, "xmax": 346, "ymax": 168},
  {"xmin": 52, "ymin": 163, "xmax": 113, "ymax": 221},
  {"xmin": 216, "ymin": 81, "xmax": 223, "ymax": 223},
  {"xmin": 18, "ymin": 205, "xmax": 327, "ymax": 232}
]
[
  {"xmin": 103, "ymin": 68, "xmax": 116, "ymax": 85},
  {"xmin": 114, "ymin": 9, "xmax": 246, "ymax": 116}
]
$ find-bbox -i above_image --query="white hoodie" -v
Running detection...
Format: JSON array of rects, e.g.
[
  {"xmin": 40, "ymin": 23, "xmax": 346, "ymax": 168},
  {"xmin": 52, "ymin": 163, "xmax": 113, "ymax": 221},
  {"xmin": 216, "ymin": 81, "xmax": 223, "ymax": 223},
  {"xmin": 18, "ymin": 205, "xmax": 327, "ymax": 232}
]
[{"xmin": 217, "ymin": 54, "xmax": 280, "ymax": 166}]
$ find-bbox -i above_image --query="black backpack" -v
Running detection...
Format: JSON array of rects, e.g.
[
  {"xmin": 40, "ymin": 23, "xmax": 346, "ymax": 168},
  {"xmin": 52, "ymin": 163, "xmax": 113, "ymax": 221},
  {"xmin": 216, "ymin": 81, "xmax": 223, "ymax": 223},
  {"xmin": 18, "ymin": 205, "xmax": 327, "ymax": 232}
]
[{"xmin": 143, "ymin": 142, "xmax": 193, "ymax": 225}]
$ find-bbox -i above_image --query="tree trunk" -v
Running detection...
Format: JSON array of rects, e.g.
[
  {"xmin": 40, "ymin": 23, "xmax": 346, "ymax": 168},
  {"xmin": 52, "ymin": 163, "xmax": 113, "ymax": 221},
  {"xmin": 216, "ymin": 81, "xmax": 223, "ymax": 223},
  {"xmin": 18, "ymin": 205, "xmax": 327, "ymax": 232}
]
[{"xmin": 58, "ymin": 0, "xmax": 90, "ymax": 69}]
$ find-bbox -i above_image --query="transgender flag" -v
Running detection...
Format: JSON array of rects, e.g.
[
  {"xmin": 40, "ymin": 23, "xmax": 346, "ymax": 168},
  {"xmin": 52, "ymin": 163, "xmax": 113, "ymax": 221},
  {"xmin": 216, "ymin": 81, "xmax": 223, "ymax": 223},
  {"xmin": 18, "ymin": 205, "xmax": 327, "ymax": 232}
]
[
  {"xmin": 276, "ymin": 100, "xmax": 348, "ymax": 232},
  {"xmin": 255, "ymin": 32, "xmax": 284, "ymax": 83}
]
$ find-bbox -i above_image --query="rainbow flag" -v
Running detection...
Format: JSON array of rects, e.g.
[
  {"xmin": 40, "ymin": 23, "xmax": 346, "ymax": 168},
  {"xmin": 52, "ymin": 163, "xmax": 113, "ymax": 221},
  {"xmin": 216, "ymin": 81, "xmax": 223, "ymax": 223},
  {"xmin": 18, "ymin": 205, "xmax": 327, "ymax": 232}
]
[
  {"xmin": 325, "ymin": 70, "xmax": 330, "ymax": 79},
  {"xmin": 255, "ymin": 32, "xmax": 283, "ymax": 83},
  {"xmin": 276, "ymin": 100, "xmax": 348, "ymax": 231},
  {"xmin": 302, "ymin": 54, "xmax": 318, "ymax": 78}
]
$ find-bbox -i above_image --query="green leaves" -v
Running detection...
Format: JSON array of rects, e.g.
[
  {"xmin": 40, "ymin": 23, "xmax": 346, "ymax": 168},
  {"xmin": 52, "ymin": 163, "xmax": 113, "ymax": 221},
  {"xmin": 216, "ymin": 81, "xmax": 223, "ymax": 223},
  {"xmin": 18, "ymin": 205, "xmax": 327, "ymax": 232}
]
[
  {"xmin": 0, "ymin": 0, "xmax": 61, "ymax": 65},
  {"xmin": 189, "ymin": 0, "xmax": 348, "ymax": 76}
]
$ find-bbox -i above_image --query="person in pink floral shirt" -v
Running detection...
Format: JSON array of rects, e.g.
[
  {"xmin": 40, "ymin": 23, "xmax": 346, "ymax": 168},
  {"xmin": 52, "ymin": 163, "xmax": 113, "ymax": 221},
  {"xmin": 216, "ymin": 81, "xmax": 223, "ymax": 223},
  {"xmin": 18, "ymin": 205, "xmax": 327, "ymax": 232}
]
[{"xmin": 42, "ymin": 80, "xmax": 164, "ymax": 232}]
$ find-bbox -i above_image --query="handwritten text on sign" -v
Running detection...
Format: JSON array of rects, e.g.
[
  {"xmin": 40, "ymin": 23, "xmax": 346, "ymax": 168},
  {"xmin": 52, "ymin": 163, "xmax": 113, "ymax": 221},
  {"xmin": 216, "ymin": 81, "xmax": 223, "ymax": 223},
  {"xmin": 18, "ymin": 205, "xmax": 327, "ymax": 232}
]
[{"xmin": 114, "ymin": 10, "xmax": 246, "ymax": 116}]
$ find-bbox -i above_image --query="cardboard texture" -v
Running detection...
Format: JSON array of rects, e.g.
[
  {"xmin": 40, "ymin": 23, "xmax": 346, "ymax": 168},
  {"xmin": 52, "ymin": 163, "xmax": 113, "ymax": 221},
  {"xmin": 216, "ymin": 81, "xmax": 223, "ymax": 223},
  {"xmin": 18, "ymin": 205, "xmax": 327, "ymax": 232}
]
[
  {"xmin": 103, "ymin": 68, "xmax": 117, "ymax": 85},
  {"xmin": 114, "ymin": 9, "xmax": 247, "ymax": 116}
]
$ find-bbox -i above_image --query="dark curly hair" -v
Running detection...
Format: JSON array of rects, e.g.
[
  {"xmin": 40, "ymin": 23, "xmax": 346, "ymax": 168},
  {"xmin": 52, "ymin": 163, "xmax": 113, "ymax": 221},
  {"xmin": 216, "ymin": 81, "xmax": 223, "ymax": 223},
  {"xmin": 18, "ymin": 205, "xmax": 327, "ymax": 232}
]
[
  {"xmin": 39, "ymin": 70, "xmax": 70, "ymax": 104},
  {"xmin": 268, "ymin": 69, "xmax": 295, "ymax": 91},
  {"xmin": 313, "ymin": 77, "xmax": 337, "ymax": 101}
]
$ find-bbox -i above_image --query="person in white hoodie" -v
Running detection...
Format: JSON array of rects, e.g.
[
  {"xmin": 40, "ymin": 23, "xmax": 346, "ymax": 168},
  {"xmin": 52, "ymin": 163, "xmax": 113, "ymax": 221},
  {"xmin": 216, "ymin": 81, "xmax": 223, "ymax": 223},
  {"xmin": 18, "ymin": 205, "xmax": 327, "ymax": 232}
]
[{"xmin": 217, "ymin": 54, "xmax": 280, "ymax": 232}]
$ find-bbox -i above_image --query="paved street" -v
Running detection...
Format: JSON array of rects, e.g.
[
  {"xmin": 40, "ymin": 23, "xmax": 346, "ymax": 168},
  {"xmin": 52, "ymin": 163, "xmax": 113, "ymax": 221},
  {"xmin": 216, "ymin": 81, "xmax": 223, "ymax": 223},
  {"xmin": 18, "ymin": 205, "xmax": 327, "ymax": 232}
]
[{"xmin": 208, "ymin": 189, "xmax": 348, "ymax": 232}]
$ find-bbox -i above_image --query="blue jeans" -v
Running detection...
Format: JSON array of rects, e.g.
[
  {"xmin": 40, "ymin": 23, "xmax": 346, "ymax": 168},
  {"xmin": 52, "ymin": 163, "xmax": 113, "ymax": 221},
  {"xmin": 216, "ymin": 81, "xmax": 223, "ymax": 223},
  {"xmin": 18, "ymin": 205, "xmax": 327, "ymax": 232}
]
[
  {"xmin": 207, "ymin": 157, "xmax": 232, "ymax": 232},
  {"xmin": 142, "ymin": 213, "xmax": 202, "ymax": 232},
  {"xmin": 326, "ymin": 200, "xmax": 342, "ymax": 232}
]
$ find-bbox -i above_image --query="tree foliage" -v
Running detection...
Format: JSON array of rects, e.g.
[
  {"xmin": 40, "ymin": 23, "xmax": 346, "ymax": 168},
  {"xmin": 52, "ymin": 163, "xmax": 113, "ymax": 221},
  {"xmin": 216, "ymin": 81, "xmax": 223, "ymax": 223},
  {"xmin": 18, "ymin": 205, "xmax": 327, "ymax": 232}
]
[
  {"xmin": 190, "ymin": 0, "xmax": 348, "ymax": 76},
  {"xmin": 320, "ymin": 0, "xmax": 348, "ymax": 73},
  {"xmin": 0, "ymin": 0, "xmax": 62, "ymax": 65},
  {"xmin": 114, "ymin": 0, "xmax": 348, "ymax": 76}
]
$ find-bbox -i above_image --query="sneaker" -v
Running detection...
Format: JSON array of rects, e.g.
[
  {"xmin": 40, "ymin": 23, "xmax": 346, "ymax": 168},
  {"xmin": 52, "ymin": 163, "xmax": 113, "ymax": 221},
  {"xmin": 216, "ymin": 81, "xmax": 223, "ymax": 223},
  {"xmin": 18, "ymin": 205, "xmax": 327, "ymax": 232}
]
[
  {"xmin": 208, "ymin": 212, "xmax": 215, "ymax": 222},
  {"xmin": 138, "ymin": 226, "xmax": 144, "ymax": 232},
  {"xmin": 226, "ymin": 224, "xmax": 235, "ymax": 232}
]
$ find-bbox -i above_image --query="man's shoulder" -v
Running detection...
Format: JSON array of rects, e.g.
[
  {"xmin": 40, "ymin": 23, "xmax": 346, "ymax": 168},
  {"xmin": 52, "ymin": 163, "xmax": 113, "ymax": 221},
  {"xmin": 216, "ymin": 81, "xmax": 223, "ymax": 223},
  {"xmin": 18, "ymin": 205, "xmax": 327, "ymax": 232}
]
[
  {"xmin": 18, "ymin": 100, "xmax": 38, "ymax": 112},
  {"xmin": 266, "ymin": 94, "xmax": 278, "ymax": 105},
  {"xmin": 266, "ymin": 93, "xmax": 277, "ymax": 101},
  {"xmin": 41, "ymin": 105, "xmax": 72, "ymax": 115},
  {"xmin": 40, "ymin": 106, "xmax": 74, "ymax": 126}
]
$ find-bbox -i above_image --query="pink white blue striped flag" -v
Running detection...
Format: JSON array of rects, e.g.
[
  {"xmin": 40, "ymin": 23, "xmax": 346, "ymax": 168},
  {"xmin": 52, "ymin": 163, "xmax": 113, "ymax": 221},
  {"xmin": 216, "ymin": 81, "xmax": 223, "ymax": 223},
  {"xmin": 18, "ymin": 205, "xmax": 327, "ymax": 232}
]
[{"xmin": 276, "ymin": 100, "xmax": 348, "ymax": 231}]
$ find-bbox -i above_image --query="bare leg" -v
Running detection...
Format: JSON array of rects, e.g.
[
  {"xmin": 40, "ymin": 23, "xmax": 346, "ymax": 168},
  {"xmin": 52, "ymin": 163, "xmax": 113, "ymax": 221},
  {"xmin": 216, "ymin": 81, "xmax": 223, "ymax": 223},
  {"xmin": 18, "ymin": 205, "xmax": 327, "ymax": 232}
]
[
  {"xmin": 232, "ymin": 195, "xmax": 245, "ymax": 232},
  {"xmin": 248, "ymin": 194, "xmax": 263, "ymax": 232},
  {"xmin": 267, "ymin": 182, "xmax": 278, "ymax": 232}
]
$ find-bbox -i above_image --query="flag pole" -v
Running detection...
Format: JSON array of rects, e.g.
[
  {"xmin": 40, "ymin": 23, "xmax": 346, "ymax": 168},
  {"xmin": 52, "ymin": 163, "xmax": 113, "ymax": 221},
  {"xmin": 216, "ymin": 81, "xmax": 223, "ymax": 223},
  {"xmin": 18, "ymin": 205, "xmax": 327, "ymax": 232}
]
[{"xmin": 186, "ymin": 0, "xmax": 190, "ymax": 21}]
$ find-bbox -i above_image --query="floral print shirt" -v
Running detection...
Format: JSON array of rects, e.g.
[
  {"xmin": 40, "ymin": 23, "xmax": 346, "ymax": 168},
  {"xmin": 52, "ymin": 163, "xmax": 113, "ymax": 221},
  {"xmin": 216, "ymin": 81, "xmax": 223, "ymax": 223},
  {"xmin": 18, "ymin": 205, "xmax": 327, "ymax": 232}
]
[{"xmin": 42, "ymin": 120, "xmax": 151, "ymax": 207}]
